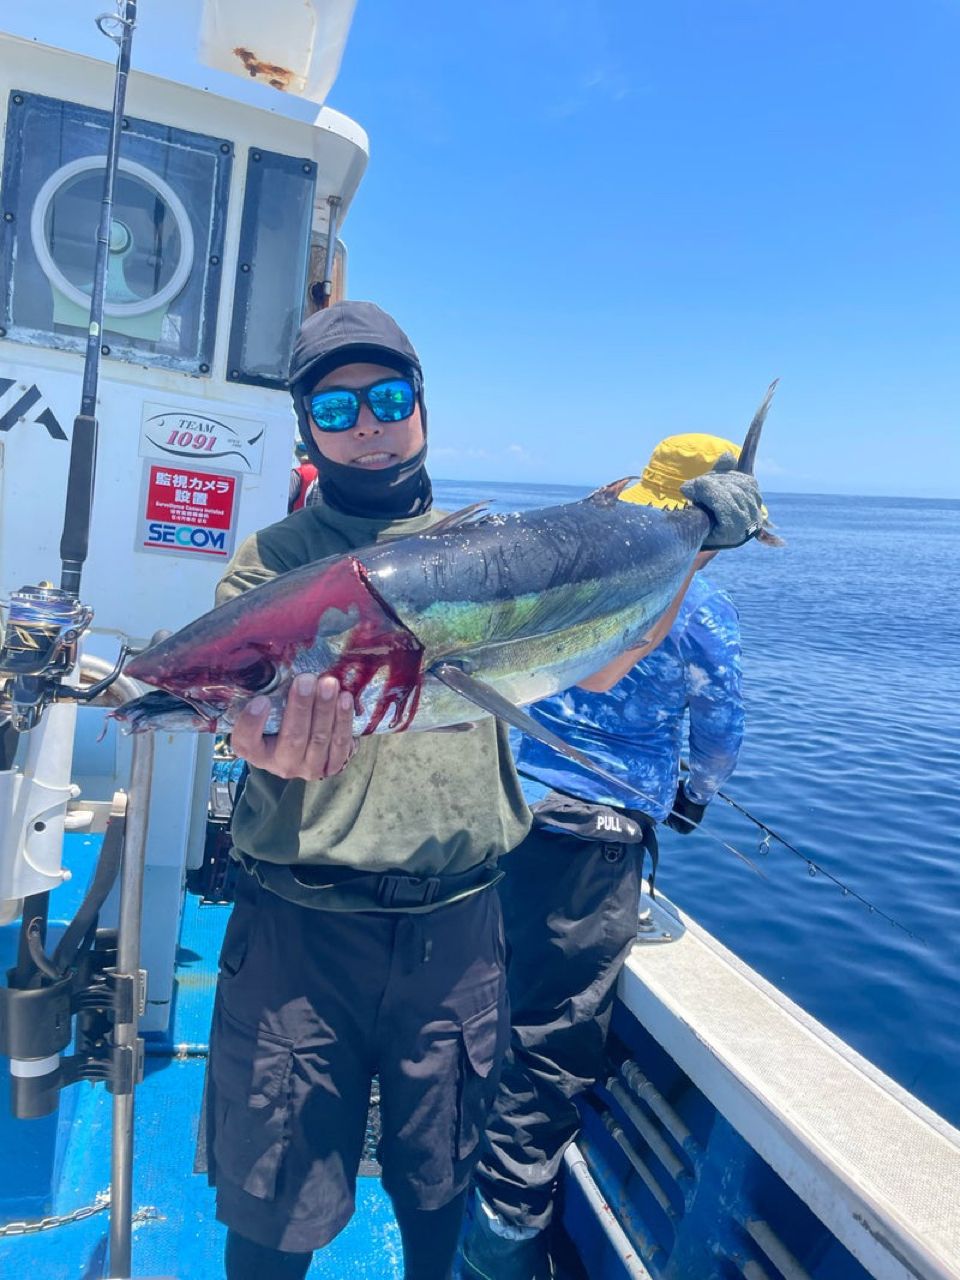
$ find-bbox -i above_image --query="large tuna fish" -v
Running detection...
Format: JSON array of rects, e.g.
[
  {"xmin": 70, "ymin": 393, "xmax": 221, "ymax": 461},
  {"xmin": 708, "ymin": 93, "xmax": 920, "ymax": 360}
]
[{"xmin": 117, "ymin": 388, "xmax": 776, "ymax": 768}]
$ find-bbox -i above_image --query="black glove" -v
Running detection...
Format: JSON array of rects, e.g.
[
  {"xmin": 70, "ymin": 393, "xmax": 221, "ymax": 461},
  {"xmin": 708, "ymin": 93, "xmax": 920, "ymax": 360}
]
[
  {"xmin": 665, "ymin": 783, "xmax": 707, "ymax": 834},
  {"xmin": 680, "ymin": 455, "xmax": 764, "ymax": 550}
]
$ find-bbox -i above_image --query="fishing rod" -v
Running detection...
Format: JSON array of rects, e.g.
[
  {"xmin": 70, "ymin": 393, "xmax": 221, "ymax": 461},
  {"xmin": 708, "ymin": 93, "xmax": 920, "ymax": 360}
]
[
  {"xmin": 513, "ymin": 757, "xmax": 768, "ymax": 884},
  {"xmin": 707, "ymin": 782, "xmax": 924, "ymax": 944},
  {"xmin": 0, "ymin": 0, "xmax": 139, "ymax": 1018},
  {"xmin": 0, "ymin": 8, "xmax": 151, "ymax": 1278},
  {"xmin": 0, "ymin": 0, "xmax": 138, "ymax": 734},
  {"xmin": 673, "ymin": 760, "xmax": 923, "ymax": 942},
  {"xmin": 0, "ymin": 0, "xmax": 140, "ymax": 954},
  {"xmin": 515, "ymin": 742, "xmax": 921, "ymax": 942},
  {"xmin": 60, "ymin": 2, "xmax": 139, "ymax": 601}
]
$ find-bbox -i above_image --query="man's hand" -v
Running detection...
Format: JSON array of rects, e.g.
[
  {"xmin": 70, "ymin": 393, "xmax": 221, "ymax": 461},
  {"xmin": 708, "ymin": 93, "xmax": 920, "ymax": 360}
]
[
  {"xmin": 681, "ymin": 455, "xmax": 764, "ymax": 550},
  {"xmin": 665, "ymin": 783, "xmax": 707, "ymax": 835},
  {"xmin": 232, "ymin": 674, "xmax": 358, "ymax": 781}
]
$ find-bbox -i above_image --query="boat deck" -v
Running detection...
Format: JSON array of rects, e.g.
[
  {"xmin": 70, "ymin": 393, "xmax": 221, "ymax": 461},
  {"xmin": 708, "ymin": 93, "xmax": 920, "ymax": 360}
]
[{"xmin": 0, "ymin": 835, "xmax": 403, "ymax": 1279}]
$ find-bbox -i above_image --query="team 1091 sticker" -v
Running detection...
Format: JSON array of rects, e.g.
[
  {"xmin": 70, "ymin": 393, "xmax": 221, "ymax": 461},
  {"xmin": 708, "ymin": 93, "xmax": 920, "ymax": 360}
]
[
  {"xmin": 137, "ymin": 462, "xmax": 239, "ymax": 559},
  {"xmin": 139, "ymin": 402, "xmax": 265, "ymax": 474}
]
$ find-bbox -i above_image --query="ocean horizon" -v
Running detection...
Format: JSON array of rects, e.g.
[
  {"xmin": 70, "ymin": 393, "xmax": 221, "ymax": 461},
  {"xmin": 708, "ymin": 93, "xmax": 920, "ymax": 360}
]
[{"xmin": 434, "ymin": 478, "xmax": 960, "ymax": 506}]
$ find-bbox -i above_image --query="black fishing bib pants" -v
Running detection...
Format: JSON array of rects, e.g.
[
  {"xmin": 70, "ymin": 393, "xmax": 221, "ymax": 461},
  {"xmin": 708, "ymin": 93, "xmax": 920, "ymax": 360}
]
[
  {"xmin": 206, "ymin": 867, "xmax": 508, "ymax": 1261},
  {"xmin": 474, "ymin": 799, "xmax": 656, "ymax": 1232}
]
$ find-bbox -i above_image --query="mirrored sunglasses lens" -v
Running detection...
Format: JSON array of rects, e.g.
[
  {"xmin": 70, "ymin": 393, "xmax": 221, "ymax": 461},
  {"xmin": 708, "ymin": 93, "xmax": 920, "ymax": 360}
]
[
  {"xmin": 367, "ymin": 378, "xmax": 415, "ymax": 423},
  {"xmin": 310, "ymin": 390, "xmax": 359, "ymax": 431}
]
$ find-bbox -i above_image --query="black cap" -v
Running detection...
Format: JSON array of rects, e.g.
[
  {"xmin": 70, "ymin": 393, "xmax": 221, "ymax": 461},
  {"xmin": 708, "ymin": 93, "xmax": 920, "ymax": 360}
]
[
  {"xmin": 289, "ymin": 302, "xmax": 432, "ymax": 517},
  {"xmin": 290, "ymin": 300, "xmax": 428, "ymax": 478},
  {"xmin": 289, "ymin": 300, "xmax": 422, "ymax": 394}
]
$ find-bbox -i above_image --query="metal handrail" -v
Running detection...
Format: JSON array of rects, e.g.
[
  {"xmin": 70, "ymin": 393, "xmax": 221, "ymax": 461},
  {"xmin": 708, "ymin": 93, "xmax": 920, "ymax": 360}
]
[{"xmin": 80, "ymin": 654, "xmax": 153, "ymax": 1277}]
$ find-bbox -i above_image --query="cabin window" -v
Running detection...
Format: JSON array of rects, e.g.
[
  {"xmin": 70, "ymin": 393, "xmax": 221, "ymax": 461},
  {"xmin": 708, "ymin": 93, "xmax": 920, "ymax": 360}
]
[
  {"xmin": 0, "ymin": 91, "xmax": 231, "ymax": 375},
  {"xmin": 226, "ymin": 149, "xmax": 316, "ymax": 389}
]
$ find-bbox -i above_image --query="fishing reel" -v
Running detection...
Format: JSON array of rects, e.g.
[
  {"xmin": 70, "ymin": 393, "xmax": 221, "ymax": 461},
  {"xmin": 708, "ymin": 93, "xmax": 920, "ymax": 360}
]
[
  {"xmin": 0, "ymin": 583, "xmax": 93, "ymax": 732},
  {"xmin": 0, "ymin": 582, "xmax": 136, "ymax": 733}
]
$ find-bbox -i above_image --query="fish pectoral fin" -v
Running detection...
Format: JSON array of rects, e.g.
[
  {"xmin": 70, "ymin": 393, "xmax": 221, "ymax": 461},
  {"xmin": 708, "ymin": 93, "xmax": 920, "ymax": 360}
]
[
  {"xmin": 429, "ymin": 662, "xmax": 651, "ymax": 807},
  {"xmin": 430, "ymin": 661, "xmax": 577, "ymax": 749},
  {"xmin": 421, "ymin": 502, "xmax": 493, "ymax": 535},
  {"xmin": 584, "ymin": 476, "xmax": 641, "ymax": 506}
]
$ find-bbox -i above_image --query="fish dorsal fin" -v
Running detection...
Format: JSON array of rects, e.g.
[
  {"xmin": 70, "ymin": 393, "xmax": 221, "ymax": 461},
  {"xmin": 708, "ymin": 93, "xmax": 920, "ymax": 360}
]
[
  {"xmin": 421, "ymin": 502, "xmax": 492, "ymax": 536},
  {"xmin": 585, "ymin": 477, "xmax": 640, "ymax": 506}
]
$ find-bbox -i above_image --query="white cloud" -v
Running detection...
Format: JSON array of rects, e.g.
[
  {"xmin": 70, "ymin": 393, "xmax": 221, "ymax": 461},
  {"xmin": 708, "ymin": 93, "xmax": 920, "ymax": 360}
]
[
  {"xmin": 433, "ymin": 442, "xmax": 540, "ymax": 468},
  {"xmin": 756, "ymin": 457, "xmax": 788, "ymax": 478},
  {"xmin": 507, "ymin": 442, "xmax": 538, "ymax": 465},
  {"xmin": 430, "ymin": 445, "xmax": 493, "ymax": 462}
]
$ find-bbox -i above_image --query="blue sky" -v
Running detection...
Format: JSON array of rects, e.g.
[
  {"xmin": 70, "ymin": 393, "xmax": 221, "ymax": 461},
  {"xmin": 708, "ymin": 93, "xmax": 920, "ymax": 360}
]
[{"xmin": 323, "ymin": 1, "xmax": 959, "ymax": 497}]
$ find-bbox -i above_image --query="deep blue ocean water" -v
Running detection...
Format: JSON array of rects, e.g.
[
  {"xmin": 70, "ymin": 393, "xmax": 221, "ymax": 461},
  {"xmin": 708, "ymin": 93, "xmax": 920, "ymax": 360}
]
[{"xmin": 433, "ymin": 480, "xmax": 960, "ymax": 1129}]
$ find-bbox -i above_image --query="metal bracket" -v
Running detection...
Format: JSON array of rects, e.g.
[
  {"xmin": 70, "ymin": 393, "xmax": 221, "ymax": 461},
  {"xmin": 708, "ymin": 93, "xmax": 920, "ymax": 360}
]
[
  {"xmin": 105, "ymin": 968, "xmax": 139, "ymax": 1025},
  {"xmin": 1, "ymin": 929, "xmax": 148, "ymax": 1114},
  {"xmin": 635, "ymin": 893, "xmax": 686, "ymax": 946},
  {"xmin": 108, "ymin": 1039, "xmax": 144, "ymax": 1096}
]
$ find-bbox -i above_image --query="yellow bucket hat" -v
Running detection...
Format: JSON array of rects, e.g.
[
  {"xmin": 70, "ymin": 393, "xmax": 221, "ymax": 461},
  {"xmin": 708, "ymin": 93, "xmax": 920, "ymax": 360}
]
[{"xmin": 619, "ymin": 433, "xmax": 741, "ymax": 510}]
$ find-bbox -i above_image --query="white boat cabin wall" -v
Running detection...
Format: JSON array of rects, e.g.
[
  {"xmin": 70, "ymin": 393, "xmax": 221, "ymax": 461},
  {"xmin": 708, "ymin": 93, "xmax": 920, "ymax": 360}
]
[{"xmin": 0, "ymin": 25, "xmax": 367, "ymax": 1032}]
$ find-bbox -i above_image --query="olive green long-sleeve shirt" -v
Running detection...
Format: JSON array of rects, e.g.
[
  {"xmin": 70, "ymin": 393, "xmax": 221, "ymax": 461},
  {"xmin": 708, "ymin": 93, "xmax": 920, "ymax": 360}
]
[{"xmin": 217, "ymin": 501, "xmax": 530, "ymax": 892}]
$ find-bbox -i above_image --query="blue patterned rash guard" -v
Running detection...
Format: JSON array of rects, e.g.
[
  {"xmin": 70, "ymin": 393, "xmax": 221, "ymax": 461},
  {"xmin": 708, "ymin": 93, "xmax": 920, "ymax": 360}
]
[{"xmin": 515, "ymin": 574, "xmax": 744, "ymax": 821}]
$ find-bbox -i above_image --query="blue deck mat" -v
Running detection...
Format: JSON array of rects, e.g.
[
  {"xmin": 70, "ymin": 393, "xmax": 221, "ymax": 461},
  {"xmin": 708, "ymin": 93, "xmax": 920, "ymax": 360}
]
[{"xmin": 0, "ymin": 848, "xmax": 403, "ymax": 1279}]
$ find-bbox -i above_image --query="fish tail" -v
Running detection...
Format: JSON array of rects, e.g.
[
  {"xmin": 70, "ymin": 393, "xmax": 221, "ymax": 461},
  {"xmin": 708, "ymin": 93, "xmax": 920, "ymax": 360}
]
[
  {"xmin": 737, "ymin": 378, "xmax": 779, "ymax": 475},
  {"xmin": 734, "ymin": 379, "xmax": 783, "ymax": 548}
]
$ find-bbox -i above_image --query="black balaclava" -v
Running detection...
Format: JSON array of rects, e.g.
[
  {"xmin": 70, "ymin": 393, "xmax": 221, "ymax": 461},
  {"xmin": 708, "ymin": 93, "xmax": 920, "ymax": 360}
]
[{"xmin": 289, "ymin": 301, "xmax": 432, "ymax": 519}]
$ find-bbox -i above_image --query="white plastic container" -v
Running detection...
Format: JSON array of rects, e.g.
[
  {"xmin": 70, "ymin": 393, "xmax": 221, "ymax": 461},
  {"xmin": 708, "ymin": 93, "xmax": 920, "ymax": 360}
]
[{"xmin": 199, "ymin": 0, "xmax": 358, "ymax": 103}]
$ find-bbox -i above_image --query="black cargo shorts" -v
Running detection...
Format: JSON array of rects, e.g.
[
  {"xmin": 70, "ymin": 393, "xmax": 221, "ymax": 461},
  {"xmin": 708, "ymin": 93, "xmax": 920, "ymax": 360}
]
[{"xmin": 206, "ymin": 869, "xmax": 508, "ymax": 1253}]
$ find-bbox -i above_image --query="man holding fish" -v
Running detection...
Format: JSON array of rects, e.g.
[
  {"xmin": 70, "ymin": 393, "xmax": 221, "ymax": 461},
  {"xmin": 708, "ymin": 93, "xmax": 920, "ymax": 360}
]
[{"xmin": 121, "ymin": 300, "xmax": 767, "ymax": 1279}]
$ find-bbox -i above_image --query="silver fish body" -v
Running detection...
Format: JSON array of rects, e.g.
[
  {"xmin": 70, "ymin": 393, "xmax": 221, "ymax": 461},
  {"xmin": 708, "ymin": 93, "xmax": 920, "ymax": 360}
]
[
  {"xmin": 117, "ymin": 380, "xmax": 776, "ymax": 738},
  {"xmin": 118, "ymin": 490, "xmax": 707, "ymax": 736}
]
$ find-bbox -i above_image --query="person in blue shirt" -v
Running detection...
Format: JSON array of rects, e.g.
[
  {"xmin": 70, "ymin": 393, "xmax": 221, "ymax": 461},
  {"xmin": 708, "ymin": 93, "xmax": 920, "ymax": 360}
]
[{"xmin": 460, "ymin": 433, "xmax": 747, "ymax": 1280}]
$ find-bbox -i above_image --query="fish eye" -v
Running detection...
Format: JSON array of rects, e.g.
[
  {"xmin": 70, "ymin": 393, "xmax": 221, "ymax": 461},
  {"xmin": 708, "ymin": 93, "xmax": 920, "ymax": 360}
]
[{"xmin": 234, "ymin": 657, "xmax": 279, "ymax": 694}]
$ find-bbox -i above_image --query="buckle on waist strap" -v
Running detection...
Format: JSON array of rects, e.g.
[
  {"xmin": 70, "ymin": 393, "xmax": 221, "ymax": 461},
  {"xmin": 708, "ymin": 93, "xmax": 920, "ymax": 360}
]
[{"xmin": 376, "ymin": 873, "xmax": 442, "ymax": 908}]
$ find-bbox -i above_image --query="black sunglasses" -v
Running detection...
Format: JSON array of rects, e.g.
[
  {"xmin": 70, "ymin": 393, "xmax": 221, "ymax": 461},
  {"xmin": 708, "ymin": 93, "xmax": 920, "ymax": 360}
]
[{"xmin": 306, "ymin": 377, "xmax": 417, "ymax": 433}]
